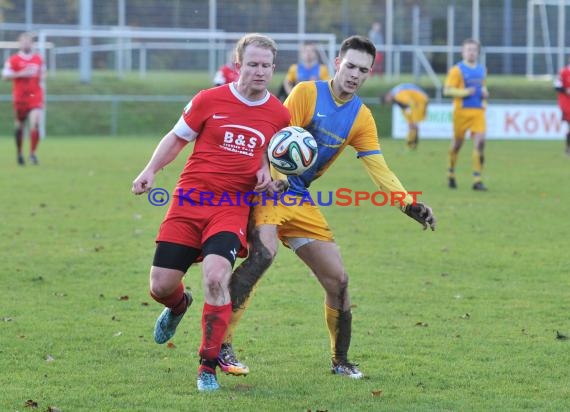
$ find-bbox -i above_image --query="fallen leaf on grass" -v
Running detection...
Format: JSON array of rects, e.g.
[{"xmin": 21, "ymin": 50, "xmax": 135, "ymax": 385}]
[
  {"xmin": 415, "ymin": 322, "xmax": 428, "ymax": 327},
  {"xmin": 45, "ymin": 355, "xmax": 55, "ymax": 362},
  {"xmin": 1, "ymin": 317, "xmax": 13, "ymax": 322},
  {"xmin": 119, "ymin": 295, "xmax": 129, "ymax": 301},
  {"xmin": 166, "ymin": 342, "xmax": 176, "ymax": 349},
  {"xmin": 371, "ymin": 389, "xmax": 383, "ymax": 397},
  {"xmin": 111, "ymin": 316, "xmax": 119, "ymax": 321},
  {"xmin": 24, "ymin": 399, "xmax": 38, "ymax": 408},
  {"xmin": 234, "ymin": 384, "xmax": 253, "ymax": 391},
  {"xmin": 47, "ymin": 407, "xmax": 62, "ymax": 412},
  {"xmin": 460, "ymin": 313, "xmax": 471, "ymax": 320},
  {"xmin": 141, "ymin": 302, "xmax": 149, "ymax": 306},
  {"xmin": 113, "ymin": 331, "xmax": 122, "ymax": 337},
  {"xmin": 556, "ymin": 331, "xmax": 568, "ymax": 340},
  {"xmin": 32, "ymin": 276, "xmax": 44, "ymax": 282},
  {"xmin": 93, "ymin": 246, "xmax": 104, "ymax": 252}
]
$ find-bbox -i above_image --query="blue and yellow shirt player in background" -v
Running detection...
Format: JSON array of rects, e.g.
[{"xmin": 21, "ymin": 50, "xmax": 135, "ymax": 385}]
[
  {"xmin": 282, "ymin": 43, "xmax": 330, "ymax": 98},
  {"xmin": 384, "ymin": 83, "xmax": 429, "ymax": 149},
  {"xmin": 444, "ymin": 38, "xmax": 489, "ymax": 191}
]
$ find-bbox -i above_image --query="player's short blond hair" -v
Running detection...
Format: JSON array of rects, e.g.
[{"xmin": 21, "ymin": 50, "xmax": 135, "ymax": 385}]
[
  {"xmin": 18, "ymin": 32, "xmax": 34, "ymax": 42},
  {"xmin": 235, "ymin": 33, "xmax": 278, "ymax": 64}
]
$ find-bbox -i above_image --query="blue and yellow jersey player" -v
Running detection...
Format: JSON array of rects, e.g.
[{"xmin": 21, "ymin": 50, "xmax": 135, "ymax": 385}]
[
  {"xmin": 444, "ymin": 38, "xmax": 489, "ymax": 191},
  {"xmin": 384, "ymin": 83, "xmax": 429, "ymax": 149},
  {"xmin": 282, "ymin": 43, "xmax": 330, "ymax": 97},
  {"xmin": 217, "ymin": 36, "xmax": 436, "ymax": 381}
]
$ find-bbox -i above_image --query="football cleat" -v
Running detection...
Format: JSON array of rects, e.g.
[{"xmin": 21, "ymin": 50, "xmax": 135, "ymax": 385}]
[
  {"xmin": 331, "ymin": 359, "xmax": 364, "ymax": 379},
  {"xmin": 153, "ymin": 291, "xmax": 192, "ymax": 344},
  {"xmin": 197, "ymin": 369, "xmax": 220, "ymax": 392},
  {"xmin": 29, "ymin": 154, "xmax": 39, "ymax": 165},
  {"xmin": 472, "ymin": 181, "xmax": 488, "ymax": 191},
  {"xmin": 217, "ymin": 343, "xmax": 250, "ymax": 375},
  {"xmin": 17, "ymin": 154, "xmax": 25, "ymax": 166},
  {"xmin": 448, "ymin": 177, "xmax": 457, "ymax": 189}
]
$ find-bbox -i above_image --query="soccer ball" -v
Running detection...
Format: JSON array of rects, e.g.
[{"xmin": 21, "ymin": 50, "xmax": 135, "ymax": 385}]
[{"xmin": 267, "ymin": 126, "xmax": 318, "ymax": 175}]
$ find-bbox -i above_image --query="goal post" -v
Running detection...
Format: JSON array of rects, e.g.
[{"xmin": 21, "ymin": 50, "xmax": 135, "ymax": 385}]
[{"xmin": 36, "ymin": 28, "xmax": 337, "ymax": 81}]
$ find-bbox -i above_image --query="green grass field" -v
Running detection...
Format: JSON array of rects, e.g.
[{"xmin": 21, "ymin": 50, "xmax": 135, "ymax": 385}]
[{"xmin": 1, "ymin": 135, "xmax": 569, "ymax": 411}]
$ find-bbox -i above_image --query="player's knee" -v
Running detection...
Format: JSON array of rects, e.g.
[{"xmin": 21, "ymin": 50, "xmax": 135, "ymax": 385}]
[
  {"xmin": 149, "ymin": 281, "xmax": 169, "ymax": 299},
  {"xmin": 149, "ymin": 269, "xmax": 177, "ymax": 298}
]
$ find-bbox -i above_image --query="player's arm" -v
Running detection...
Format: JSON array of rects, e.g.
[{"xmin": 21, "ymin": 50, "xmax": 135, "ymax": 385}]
[
  {"xmin": 481, "ymin": 67, "xmax": 489, "ymax": 98},
  {"xmin": 1, "ymin": 61, "xmax": 17, "ymax": 80},
  {"xmin": 254, "ymin": 152, "xmax": 272, "ymax": 192},
  {"xmin": 359, "ymin": 154, "xmax": 435, "ymax": 230},
  {"xmin": 131, "ymin": 130, "xmax": 189, "ymax": 194},
  {"xmin": 352, "ymin": 108, "xmax": 436, "ymax": 230},
  {"xmin": 443, "ymin": 66, "xmax": 473, "ymax": 97}
]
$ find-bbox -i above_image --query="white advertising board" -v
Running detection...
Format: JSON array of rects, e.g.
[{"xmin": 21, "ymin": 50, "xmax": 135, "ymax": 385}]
[{"xmin": 392, "ymin": 103, "xmax": 568, "ymax": 140}]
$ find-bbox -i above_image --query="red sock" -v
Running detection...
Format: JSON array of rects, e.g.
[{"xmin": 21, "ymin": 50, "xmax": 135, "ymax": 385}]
[
  {"xmin": 15, "ymin": 129, "xmax": 23, "ymax": 154},
  {"xmin": 199, "ymin": 303, "xmax": 232, "ymax": 361},
  {"xmin": 30, "ymin": 129, "xmax": 40, "ymax": 154},
  {"xmin": 150, "ymin": 282, "xmax": 187, "ymax": 315}
]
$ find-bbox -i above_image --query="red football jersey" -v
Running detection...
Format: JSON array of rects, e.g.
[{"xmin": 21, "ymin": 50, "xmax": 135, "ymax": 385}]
[
  {"xmin": 213, "ymin": 64, "xmax": 239, "ymax": 86},
  {"xmin": 4, "ymin": 52, "xmax": 44, "ymax": 105},
  {"xmin": 172, "ymin": 83, "xmax": 290, "ymax": 201},
  {"xmin": 557, "ymin": 65, "xmax": 570, "ymax": 113}
]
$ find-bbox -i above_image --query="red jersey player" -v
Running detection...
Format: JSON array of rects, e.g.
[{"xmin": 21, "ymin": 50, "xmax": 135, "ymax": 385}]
[
  {"xmin": 1, "ymin": 32, "xmax": 45, "ymax": 166},
  {"xmin": 131, "ymin": 33, "xmax": 290, "ymax": 392},
  {"xmin": 554, "ymin": 55, "xmax": 570, "ymax": 155},
  {"xmin": 213, "ymin": 51, "xmax": 239, "ymax": 86}
]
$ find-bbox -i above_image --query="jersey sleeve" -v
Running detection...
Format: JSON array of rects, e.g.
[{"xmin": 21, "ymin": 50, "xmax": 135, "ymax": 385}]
[
  {"xmin": 2, "ymin": 56, "xmax": 15, "ymax": 77},
  {"xmin": 445, "ymin": 66, "xmax": 462, "ymax": 89},
  {"xmin": 349, "ymin": 106, "xmax": 413, "ymax": 207},
  {"xmin": 171, "ymin": 93, "xmax": 206, "ymax": 141},
  {"xmin": 319, "ymin": 65, "xmax": 331, "ymax": 80},
  {"xmin": 285, "ymin": 64, "xmax": 298, "ymax": 84}
]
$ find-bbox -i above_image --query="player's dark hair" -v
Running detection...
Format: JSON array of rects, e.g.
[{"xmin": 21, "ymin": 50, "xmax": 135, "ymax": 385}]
[{"xmin": 339, "ymin": 35, "xmax": 377, "ymax": 65}]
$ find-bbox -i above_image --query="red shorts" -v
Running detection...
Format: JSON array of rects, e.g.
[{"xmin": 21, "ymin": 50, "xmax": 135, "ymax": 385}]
[
  {"xmin": 14, "ymin": 100, "xmax": 43, "ymax": 122},
  {"xmin": 156, "ymin": 197, "xmax": 249, "ymax": 260}
]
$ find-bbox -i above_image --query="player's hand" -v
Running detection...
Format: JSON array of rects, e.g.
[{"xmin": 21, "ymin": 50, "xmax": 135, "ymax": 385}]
[
  {"xmin": 266, "ymin": 179, "xmax": 289, "ymax": 197},
  {"xmin": 131, "ymin": 171, "xmax": 154, "ymax": 195},
  {"xmin": 467, "ymin": 87, "xmax": 476, "ymax": 96},
  {"xmin": 254, "ymin": 166, "xmax": 271, "ymax": 192},
  {"xmin": 403, "ymin": 202, "xmax": 436, "ymax": 231}
]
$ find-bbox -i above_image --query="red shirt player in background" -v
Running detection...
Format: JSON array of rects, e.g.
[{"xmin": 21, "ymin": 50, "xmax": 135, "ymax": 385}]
[
  {"xmin": 131, "ymin": 33, "xmax": 290, "ymax": 392},
  {"xmin": 213, "ymin": 50, "xmax": 239, "ymax": 86},
  {"xmin": 2, "ymin": 32, "xmax": 45, "ymax": 166},
  {"xmin": 554, "ymin": 55, "xmax": 570, "ymax": 155}
]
